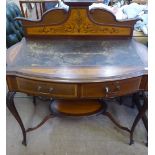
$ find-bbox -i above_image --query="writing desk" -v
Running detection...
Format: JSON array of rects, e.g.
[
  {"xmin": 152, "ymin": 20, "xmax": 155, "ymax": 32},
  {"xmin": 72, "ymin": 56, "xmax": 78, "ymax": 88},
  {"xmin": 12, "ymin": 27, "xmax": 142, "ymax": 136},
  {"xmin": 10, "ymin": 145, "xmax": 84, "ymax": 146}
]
[{"xmin": 6, "ymin": 0, "xmax": 148, "ymax": 146}]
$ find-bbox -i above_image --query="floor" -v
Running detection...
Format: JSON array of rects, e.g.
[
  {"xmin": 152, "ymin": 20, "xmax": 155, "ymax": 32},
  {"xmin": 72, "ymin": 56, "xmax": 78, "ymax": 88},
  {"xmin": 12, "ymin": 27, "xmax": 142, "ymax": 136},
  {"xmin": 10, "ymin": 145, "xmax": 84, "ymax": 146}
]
[{"xmin": 6, "ymin": 93, "xmax": 147, "ymax": 155}]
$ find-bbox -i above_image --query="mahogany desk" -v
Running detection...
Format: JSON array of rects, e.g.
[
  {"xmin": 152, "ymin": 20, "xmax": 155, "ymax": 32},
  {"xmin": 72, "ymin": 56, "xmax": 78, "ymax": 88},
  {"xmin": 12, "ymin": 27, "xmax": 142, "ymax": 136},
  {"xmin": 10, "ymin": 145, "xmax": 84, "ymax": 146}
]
[{"xmin": 6, "ymin": 0, "xmax": 148, "ymax": 146}]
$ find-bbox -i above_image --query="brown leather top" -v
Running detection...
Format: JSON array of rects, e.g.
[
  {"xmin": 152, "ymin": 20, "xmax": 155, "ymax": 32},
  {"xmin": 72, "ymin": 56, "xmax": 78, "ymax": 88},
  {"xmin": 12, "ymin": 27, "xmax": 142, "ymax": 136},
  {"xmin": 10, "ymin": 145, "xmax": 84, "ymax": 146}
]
[{"xmin": 6, "ymin": 38, "xmax": 148, "ymax": 82}]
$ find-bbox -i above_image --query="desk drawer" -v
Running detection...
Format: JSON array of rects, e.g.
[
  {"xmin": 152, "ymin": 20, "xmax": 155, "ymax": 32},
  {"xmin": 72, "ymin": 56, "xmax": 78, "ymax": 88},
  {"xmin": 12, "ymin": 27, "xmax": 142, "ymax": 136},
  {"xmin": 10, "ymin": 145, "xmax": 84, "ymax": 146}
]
[
  {"xmin": 16, "ymin": 77, "xmax": 77, "ymax": 98},
  {"xmin": 81, "ymin": 77, "xmax": 141, "ymax": 98}
]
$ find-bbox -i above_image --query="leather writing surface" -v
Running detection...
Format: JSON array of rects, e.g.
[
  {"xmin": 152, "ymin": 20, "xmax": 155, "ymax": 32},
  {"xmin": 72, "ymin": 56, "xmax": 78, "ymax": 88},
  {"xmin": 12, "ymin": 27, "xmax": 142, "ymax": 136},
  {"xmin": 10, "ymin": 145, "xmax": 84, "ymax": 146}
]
[{"xmin": 7, "ymin": 38, "xmax": 144, "ymax": 68}]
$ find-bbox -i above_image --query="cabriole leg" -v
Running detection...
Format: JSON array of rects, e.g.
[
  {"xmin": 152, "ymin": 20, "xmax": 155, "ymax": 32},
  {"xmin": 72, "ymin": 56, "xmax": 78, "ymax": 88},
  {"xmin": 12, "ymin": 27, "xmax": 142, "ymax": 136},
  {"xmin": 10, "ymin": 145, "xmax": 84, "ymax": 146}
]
[{"xmin": 6, "ymin": 91, "xmax": 27, "ymax": 146}]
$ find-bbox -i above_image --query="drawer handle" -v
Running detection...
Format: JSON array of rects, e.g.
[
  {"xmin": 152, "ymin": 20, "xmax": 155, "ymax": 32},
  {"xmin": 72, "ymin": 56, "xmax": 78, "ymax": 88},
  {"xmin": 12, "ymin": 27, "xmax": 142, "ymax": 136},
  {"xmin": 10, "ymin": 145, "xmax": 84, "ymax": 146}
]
[
  {"xmin": 105, "ymin": 85, "xmax": 120, "ymax": 95},
  {"xmin": 37, "ymin": 86, "xmax": 54, "ymax": 95}
]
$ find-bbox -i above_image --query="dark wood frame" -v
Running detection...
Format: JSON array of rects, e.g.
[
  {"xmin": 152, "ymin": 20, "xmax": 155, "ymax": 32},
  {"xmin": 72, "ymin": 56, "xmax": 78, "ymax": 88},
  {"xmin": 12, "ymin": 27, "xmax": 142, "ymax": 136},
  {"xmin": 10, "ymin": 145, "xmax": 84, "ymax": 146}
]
[{"xmin": 7, "ymin": 0, "xmax": 148, "ymax": 146}]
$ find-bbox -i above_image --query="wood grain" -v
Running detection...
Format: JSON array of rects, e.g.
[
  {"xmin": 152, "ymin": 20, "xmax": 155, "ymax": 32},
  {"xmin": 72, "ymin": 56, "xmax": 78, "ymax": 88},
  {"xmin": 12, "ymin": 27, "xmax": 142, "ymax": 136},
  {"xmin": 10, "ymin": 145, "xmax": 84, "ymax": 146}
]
[
  {"xmin": 51, "ymin": 99, "xmax": 104, "ymax": 116},
  {"xmin": 6, "ymin": 75, "xmax": 147, "ymax": 99},
  {"xmin": 16, "ymin": 6, "xmax": 137, "ymax": 37},
  {"xmin": 81, "ymin": 77, "xmax": 141, "ymax": 98}
]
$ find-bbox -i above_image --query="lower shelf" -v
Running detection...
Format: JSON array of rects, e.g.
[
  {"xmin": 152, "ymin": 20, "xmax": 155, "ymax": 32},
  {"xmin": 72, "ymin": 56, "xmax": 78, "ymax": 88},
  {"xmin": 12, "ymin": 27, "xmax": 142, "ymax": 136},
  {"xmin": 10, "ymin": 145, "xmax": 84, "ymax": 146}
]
[{"xmin": 50, "ymin": 99, "xmax": 106, "ymax": 116}]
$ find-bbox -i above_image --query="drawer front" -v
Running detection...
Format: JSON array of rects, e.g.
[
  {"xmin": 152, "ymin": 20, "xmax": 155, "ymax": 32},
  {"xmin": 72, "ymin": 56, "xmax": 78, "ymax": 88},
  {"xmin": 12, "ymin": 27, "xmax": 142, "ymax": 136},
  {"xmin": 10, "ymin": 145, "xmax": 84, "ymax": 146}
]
[
  {"xmin": 16, "ymin": 77, "xmax": 77, "ymax": 98},
  {"xmin": 81, "ymin": 77, "xmax": 141, "ymax": 98}
]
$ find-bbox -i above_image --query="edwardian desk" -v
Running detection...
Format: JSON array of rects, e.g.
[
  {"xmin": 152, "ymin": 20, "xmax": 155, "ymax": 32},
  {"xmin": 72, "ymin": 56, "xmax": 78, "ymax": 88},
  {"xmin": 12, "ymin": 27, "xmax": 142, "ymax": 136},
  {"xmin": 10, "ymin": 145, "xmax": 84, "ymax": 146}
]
[{"xmin": 6, "ymin": 0, "xmax": 148, "ymax": 146}]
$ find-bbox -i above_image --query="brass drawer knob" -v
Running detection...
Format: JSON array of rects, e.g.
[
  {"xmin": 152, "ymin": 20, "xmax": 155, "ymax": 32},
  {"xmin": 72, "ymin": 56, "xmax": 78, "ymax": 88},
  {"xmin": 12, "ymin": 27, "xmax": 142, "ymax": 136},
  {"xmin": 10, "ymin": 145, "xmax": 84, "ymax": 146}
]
[
  {"xmin": 105, "ymin": 86, "xmax": 109, "ymax": 93},
  {"xmin": 105, "ymin": 83, "xmax": 121, "ymax": 96},
  {"xmin": 49, "ymin": 88, "xmax": 54, "ymax": 93},
  {"xmin": 37, "ymin": 86, "xmax": 54, "ymax": 94}
]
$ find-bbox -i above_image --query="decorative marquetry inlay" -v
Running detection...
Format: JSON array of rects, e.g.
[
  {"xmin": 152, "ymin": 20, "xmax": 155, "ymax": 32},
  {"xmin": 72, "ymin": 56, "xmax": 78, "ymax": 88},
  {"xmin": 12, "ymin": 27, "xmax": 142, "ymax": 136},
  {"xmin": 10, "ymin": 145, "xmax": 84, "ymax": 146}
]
[{"xmin": 26, "ymin": 8, "xmax": 131, "ymax": 36}]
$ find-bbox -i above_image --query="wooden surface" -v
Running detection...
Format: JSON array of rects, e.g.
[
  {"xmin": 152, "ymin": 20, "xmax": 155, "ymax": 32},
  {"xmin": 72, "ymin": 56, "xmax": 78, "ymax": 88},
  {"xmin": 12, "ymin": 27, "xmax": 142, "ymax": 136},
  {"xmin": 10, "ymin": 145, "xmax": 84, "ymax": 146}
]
[
  {"xmin": 6, "ymin": 37, "xmax": 147, "ymax": 83},
  {"xmin": 7, "ymin": 75, "xmax": 146, "ymax": 99},
  {"xmin": 51, "ymin": 99, "xmax": 104, "ymax": 116},
  {"xmin": 16, "ymin": 1, "xmax": 138, "ymax": 37},
  {"xmin": 16, "ymin": 77, "xmax": 78, "ymax": 98},
  {"xmin": 81, "ymin": 77, "xmax": 142, "ymax": 98},
  {"xmin": 6, "ymin": 37, "xmax": 148, "ymax": 98}
]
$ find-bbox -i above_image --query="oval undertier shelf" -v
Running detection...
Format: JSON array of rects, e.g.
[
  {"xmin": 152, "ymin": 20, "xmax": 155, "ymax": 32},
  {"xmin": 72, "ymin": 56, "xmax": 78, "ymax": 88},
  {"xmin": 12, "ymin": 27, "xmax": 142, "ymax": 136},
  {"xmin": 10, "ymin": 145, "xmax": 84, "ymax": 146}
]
[{"xmin": 50, "ymin": 99, "xmax": 106, "ymax": 116}]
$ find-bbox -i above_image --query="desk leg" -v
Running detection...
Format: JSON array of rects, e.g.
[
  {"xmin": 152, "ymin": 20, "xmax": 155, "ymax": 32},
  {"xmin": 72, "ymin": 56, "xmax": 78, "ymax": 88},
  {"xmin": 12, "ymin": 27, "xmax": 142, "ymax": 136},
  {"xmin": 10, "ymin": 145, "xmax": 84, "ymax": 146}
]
[
  {"xmin": 129, "ymin": 92, "xmax": 148, "ymax": 145},
  {"xmin": 26, "ymin": 99, "xmax": 55, "ymax": 132},
  {"xmin": 133, "ymin": 93, "xmax": 148, "ymax": 133},
  {"xmin": 103, "ymin": 111, "xmax": 130, "ymax": 133},
  {"xmin": 6, "ymin": 91, "xmax": 27, "ymax": 146},
  {"xmin": 33, "ymin": 96, "xmax": 36, "ymax": 106},
  {"xmin": 101, "ymin": 100, "xmax": 130, "ymax": 137}
]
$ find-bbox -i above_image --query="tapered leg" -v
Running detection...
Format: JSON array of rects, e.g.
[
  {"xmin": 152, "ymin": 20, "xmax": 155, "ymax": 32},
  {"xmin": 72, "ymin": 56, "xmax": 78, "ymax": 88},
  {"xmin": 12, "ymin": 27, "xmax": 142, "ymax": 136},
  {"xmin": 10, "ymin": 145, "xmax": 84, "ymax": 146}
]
[
  {"xmin": 130, "ymin": 92, "xmax": 148, "ymax": 145},
  {"xmin": 133, "ymin": 93, "xmax": 148, "ymax": 132},
  {"xmin": 6, "ymin": 91, "xmax": 27, "ymax": 146},
  {"xmin": 103, "ymin": 111, "xmax": 130, "ymax": 133},
  {"xmin": 33, "ymin": 96, "xmax": 36, "ymax": 106},
  {"xmin": 117, "ymin": 97, "xmax": 123, "ymax": 105},
  {"xmin": 101, "ymin": 100, "xmax": 131, "ymax": 142}
]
